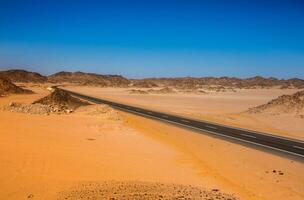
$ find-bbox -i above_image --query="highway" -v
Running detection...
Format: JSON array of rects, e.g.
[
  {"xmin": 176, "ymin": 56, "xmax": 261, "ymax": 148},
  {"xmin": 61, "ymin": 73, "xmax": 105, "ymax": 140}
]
[{"xmin": 60, "ymin": 88, "xmax": 304, "ymax": 158}]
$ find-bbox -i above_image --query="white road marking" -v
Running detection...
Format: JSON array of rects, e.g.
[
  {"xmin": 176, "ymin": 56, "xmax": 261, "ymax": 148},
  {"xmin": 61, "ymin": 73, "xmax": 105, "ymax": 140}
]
[
  {"xmin": 147, "ymin": 112, "xmax": 153, "ymax": 114},
  {"xmin": 241, "ymin": 134, "xmax": 257, "ymax": 139},
  {"xmin": 293, "ymin": 145, "xmax": 304, "ymax": 150},
  {"xmin": 181, "ymin": 119, "xmax": 190, "ymax": 123},
  {"xmin": 205, "ymin": 125, "xmax": 218, "ymax": 130}
]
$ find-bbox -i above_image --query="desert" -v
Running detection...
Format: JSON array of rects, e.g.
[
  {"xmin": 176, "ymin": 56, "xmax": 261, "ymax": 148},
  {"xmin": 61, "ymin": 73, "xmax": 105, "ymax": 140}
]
[
  {"xmin": 0, "ymin": 69, "xmax": 303, "ymax": 200},
  {"xmin": 2, "ymin": 2, "xmax": 304, "ymax": 199},
  {"xmin": 65, "ymin": 86, "xmax": 304, "ymax": 140}
]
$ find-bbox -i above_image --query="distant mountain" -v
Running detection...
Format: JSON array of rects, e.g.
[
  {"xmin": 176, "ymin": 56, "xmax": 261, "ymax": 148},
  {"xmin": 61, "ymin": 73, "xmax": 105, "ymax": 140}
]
[
  {"xmin": 0, "ymin": 77, "xmax": 34, "ymax": 96},
  {"xmin": 1, "ymin": 69, "xmax": 303, "ymax": 89},
  {"xmin": 248, "ymin": 90, "xmax": 304, "ymax": 116},
  {"xmin": 138, "ymin": 76, "xmax": 304, "ymax": 89},
  {"xmin": 47, "ymin": 71, "xmax": 130, "ymax": 87},
  {"xmin": 0, "ymin": 69, "xmax": 47, "ymax": 83}
]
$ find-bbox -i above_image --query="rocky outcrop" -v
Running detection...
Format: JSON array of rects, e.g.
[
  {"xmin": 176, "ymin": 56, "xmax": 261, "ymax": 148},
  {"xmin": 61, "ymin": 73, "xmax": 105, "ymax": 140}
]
[
  {"xmin": 0, "ymin": 78, "xmax": 34, "ymax": 96},
  {"xmin": 33, "ymin": 89, "xmax": 89, "ymax": 111},
  {"xmin": 48, "ymin": 71, "xmax": 130, "ymax": 87},
  {"xmin": 0, "ymin": 69, "xmax": 47, "ymax": 83},
  {"xmin": 248, "ymin": 90, "xmax": 304, "ymax": 116}
]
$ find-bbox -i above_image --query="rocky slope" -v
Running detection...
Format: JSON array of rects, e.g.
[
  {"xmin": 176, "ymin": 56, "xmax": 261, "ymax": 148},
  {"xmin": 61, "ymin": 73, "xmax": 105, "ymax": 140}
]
[
  {"xmin": 0, "ymin": 69, "xmax": 47, "ymax": 83},
  {"xmin": 33, "ymin": 89, "xmax": 89, "ymax": 111},
  {"xmin": 248, "ymin": 90, "xmax": 304, "ymax": 116},
  {"xmin": 48, "ymin": 71, "xmax": 130, "ymax": 87},
  {"xmin": 0, "ymin": 78, "xmax": 34, "ymax": 96}
]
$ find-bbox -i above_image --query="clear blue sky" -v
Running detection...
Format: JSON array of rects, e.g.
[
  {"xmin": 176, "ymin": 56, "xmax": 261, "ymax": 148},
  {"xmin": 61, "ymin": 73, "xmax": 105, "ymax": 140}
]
[{"xmin": 0, "ymin": 0, "xmax": 303, "ymax": 78}]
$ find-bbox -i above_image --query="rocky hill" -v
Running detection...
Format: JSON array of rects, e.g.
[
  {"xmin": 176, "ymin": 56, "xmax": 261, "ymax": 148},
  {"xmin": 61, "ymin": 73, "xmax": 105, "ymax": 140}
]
[
  {"xmin": 33, "ymin": 89, "xmax": 89, "ymax": 111},
  {"xmin": 139, "ymin": 76, "xmax": 304, "ymax": 89},
  {"xmin": 48, "ymin": 71, "xmax": 130, "ymax": 87},
  {"xmin": 1, "ymin": 69, "xmax": 303, "ymax": 90},
  {"xmin": 0, "ymin": 69, "xmax": 47, "ymax": 83},
  {"xmin": 0, "ymin": 78, "xmax": 34, "ymax": 96},
  {"xmin": 248, "ymin": 90, "xmax": 304, "ymax": 116}
]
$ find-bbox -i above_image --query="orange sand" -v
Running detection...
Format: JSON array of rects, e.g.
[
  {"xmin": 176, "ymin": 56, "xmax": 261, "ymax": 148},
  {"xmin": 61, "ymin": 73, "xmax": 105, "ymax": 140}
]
[
  {"xmin": 0, "ymin": 87, "xmax": 303, "ymax": 199},
  {"xmin": 122, "ymin": 112, "xmax": 304, "ymax": 200},
  {"xmin": 0, "ymin": 89, "xmax": 215, "ymax": 199}
]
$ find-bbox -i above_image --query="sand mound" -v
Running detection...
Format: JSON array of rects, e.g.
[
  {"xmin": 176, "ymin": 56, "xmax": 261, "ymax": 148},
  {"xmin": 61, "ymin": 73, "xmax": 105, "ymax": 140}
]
[
  {"xmin": 181, "ymin": 89, "xmax": 207, "ymax": 94},
  {"xmin": 128, "ymin": 89, "xmax": 149, "ymax": 94},
  {"xmin": 76, "ymin": 104, "xmax": 121, "ymax": 120},
  {"xmin": 33, "ymin": 89, "xmax": 89, "ymax": 111},
  {"xmin": 248, "ymin": 90, "xmax": 304, "ymax": 116},
  {"xmin": 57, "ymin": 181, "xmax": 238, "ymax": 200},
  {"xmin": 148, "ymin": 87, "xmax": 177, "ymax": 94},
  {"xmin": 0, "ymin": 78, "xmax": 33, "ymax": 96}
]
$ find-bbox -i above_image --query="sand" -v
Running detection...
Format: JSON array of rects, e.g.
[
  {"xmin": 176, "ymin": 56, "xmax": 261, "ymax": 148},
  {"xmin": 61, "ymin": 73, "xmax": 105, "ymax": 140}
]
[
  {"xmin": 0, "ymin": 87, "xmax": 235, "ymax": 199},
  {"xmin": 0, "ymin": 86, "xmax": 303, "ymax": 199},
  {"xmin": 64, "ymin": 86, "xmax": 304, "ymax": 140},
  {"xmin": 121, "ymin": 112, "xmax": 304, "ymax": 200}
]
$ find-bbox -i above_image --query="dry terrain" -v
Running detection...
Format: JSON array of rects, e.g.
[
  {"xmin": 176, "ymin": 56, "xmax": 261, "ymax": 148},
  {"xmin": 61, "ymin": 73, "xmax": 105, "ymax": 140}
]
[
  {"xmin": 0, "ymin": 86, "xmax": 236, "ymax": 199},
  {"xmin": 0, "ymin": 84, "xmax": 303, "ymax": 200},
  {"xmin": 65, "ymin": 86, "xmax": 304, "ymax": 140}
]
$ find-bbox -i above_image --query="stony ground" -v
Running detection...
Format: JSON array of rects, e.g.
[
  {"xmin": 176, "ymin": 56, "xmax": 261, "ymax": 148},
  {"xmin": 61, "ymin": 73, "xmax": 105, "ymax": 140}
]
[{"xmin": 56, "ymin": 181, "xmax": 238, "ymax": 200}]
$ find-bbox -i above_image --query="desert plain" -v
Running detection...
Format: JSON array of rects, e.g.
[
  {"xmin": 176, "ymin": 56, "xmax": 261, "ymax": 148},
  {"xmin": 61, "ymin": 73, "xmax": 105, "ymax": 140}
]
[
  {"xmin": 65, "ymin": 86, "xmax": 304, "ymax": 140},
  {"xmin": 0, "ymin": 83, "xmax": 303, "ymax": 200}
]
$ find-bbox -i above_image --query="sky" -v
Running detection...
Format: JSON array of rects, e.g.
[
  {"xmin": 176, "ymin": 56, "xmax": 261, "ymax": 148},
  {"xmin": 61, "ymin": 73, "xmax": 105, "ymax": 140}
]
[{"xmin": 0, "ymin": 0, "xmax": 304, "ymax": 78}]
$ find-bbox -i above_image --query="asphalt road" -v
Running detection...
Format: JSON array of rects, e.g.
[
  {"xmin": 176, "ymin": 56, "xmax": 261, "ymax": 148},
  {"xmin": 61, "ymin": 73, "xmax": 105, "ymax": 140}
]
[{"xmin": 60, "ymin": 88, "xmax": 304, "ymax": 158}]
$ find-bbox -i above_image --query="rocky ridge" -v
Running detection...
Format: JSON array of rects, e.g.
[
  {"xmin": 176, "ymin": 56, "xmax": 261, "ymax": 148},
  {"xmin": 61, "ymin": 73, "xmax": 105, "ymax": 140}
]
[
  {"xmin": 141, "ymin": 76, "xmax": 304, "ymax": 90},
  {"xmin": 248, "ymin": 90, "xmax": 304, "ymax": 116},
  {"xmin": 48, "ymin": 71, "xmax": 130, "ymax": 87},
  {"xmin": 0, "ymin": 69, "xmax": 47, "ymax": 83},
  {"xmin": 0, "ymin": 78, "xmax": 34, "ymax": 96},
  {"xmin": 1, "ymin": 69, "xmax": 303, "ymax": 90}
]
